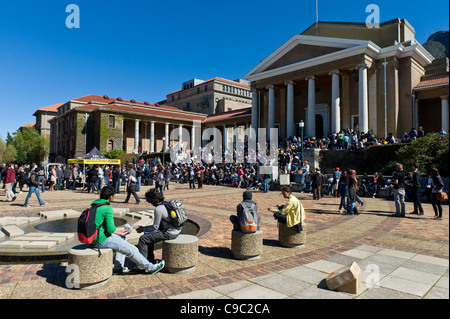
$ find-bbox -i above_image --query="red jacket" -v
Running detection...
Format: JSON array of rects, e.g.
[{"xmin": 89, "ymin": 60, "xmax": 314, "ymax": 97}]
[{"xmin": 5, "ymin": 168, "xmax": 16, "ymax": 184}]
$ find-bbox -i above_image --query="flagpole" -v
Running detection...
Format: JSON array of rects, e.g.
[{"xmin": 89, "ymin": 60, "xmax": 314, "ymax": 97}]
[{"xmin": 315, "ymin": 0, "xmax": 318, "ymax": 35}]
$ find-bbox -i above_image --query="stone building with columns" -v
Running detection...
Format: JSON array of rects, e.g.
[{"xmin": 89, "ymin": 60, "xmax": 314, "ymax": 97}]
[
  {"xmin": 245, "ymin": 18, "xmax": 440, "ymax": 139},
  {"xmin": 47, "ymin": 94, "xmax": 254, "ymax": 163},
  {"xmin": 48, "ymin": 94, "xmax": 208, "ymax": 163}
]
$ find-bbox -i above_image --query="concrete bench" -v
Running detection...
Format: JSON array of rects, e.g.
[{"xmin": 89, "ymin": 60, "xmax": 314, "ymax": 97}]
[
  {"xmin": 66, "ymin": 244, "xmax": 113, "ymax": 289},
  {"xmin": 231, "ymin": 229, "xmax": 263, "ymax": 260},
  {"xmin": 278, "ymin": 222, "xmax": 306, "ymax": 248},
  {"xmin": 162, "ymin": 234, "xmax": 198, "ymax": 274}
]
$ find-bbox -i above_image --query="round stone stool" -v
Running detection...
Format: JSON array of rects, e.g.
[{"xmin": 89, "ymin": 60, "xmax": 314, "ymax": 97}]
[
  {"xmin": 278, "ymin": 223, "xmax": 306, "ymax": 248},
  {"xmin": 231, "ymin": 229, "xmax": 263, "ymax": 260},
  {"xmin": 66, "ymin": 244, "xmax": 113, "ymax": 289},
  {"xmin": 162, "ymin": 235, "xmax": 198, "ymax": 274}
]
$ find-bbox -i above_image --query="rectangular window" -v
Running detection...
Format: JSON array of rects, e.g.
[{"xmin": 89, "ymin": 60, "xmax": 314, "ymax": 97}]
[{"xmin": 108, "ymin": 115, "xmax": 115, "ymax": 128}]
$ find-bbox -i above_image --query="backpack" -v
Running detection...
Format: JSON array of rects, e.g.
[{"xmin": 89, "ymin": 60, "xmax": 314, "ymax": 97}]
[
  {"xmin": 238, "ymin": 202, "xmax": 258, "ymax": 233},
  {"xmin": 163, "ymin": 200, "xmax": 188, "ymax": 227},
  {"xmin": 77, "ymin": 202, "xmax": 109, "ymax": 255}
]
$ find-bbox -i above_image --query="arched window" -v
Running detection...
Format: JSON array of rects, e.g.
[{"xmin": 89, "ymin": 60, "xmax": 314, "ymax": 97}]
[{"xmin": 107, "ymin": 139, "xmax": 114, "ymax": 151}]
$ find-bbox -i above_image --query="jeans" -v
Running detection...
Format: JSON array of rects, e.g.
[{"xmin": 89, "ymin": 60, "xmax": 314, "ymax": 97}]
[
  {"xmin": 98, "ymin": 234, "xmax": 156, "ymax": 271},
  {"xmin": 125, "ymin": 183, "xmax": 140, "ymax": 203},
  {"xmin": 431, "ymin": 192, "xmax": 443, "ymax": 218},
  {"xmin": 137, "ymin": 231, "xmax": 172, "ymax": 263},
  {"xmin": 24, "ymin": 186, "xmax": 44, "ymax": 206},
  {"xmin": 393, "ymin": 188, "xmax": 405, "ymax": 216},
  {"xmin": 339, "ymin": 186, "xmax": 347, "ymax": 211},
  {"xmin": 263, "ymin": 178, "xmax": 270, "ymax": 193},
  {"xmin": 38, "ymin": 176, "xmax": 45, "ymax": 192}
]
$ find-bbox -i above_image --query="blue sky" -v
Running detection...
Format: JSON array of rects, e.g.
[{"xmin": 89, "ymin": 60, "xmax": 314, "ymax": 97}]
[{"xmin": 0, "ymin": 0, "xmax": 448, "ymax": 140}]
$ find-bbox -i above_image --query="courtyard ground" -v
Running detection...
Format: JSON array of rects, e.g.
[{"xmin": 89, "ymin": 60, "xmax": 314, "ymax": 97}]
[{"xmin": 0, "ymin": 182, "xmax": 448, "ymax": 300}]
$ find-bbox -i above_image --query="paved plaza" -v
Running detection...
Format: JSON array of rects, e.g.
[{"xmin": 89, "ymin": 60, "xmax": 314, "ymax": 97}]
[{"xmin": 0, "ymin": 183, "xmax": 448, "ymax": 299}]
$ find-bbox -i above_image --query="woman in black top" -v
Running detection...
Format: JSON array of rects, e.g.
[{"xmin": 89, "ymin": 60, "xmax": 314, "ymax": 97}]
[{"xmin": 430, "ymin": 168, "xmax": 444, "ymax": 220}]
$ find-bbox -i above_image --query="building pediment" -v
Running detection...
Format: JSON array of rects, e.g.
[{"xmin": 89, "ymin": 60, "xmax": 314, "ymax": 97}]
[{"xmin": 245, "ymin": 35, "xmax": 372, "ymax": 81}]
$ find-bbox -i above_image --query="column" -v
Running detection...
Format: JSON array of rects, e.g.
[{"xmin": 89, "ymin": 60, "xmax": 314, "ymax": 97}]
[
  {"xmin": 251, "ymin": 88, "xmax": 258, "ymax": 139},
  {"xmin": 178, "ymin": 124, "xmax": 183, "ymax": 151},
  {"xmin": 144, "ymin": 121, "xmax": 148, "ymax": 152},
  {"xmin": 133, "ymin": 119, "xmax": 140, "ymax": 154},
  {"xmin": 266, "ymin": 85, "xmax": 275, "ymax": 132},
  {"xmin": 357, "ymin": 63, "xmax": 369, "ymax": 133},
  {"xmin": 223, "ymin": 125, "xmax": 228, "ymax": 151},
  {"xmin": 329, "ymin": 70, "xmax": 340, "ymax": 133},
  {"xmin": 213, "ymin": 125, "xmax": 218, "ymax": 152},
  {"xmin": 150, "ymin": 121, "xmax": 155, "ymax": 153},
  {"xmin": 285, "ymin": 80, "xmax": 295, "ymax": 138},
  {"xmin": 191, "ymin": 123, "xmax": 196, "ymax": 151},
  {"xmin": 305, "ymin": 75, "xmax": 316, "ymax": 137},
  {"xmin": 165, "ymin": 123, "xmax": 169, "ymax": 151},
  {"xmin": 441, "ymin": 95, "xmax": 449, "ymax": 132}
]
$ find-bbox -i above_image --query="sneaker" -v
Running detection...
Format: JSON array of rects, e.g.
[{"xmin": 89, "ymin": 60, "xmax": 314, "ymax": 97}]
[
  {"xmin": 113, "ymin": 267, "xmax": 129, "ymax": 275},
  {"xmin": 40, "ymin": 202, "xmax": 47, "ymax": 206},
  {"xmin": 24, "ymin": 204, "xmax": 30, "ymax": 207},
  {"xmin": 11, "ymin": 195, "xmax": 17, "ymax": 202},
  {"xmin": 151, "ymin": 260, "xmax": 165, "ymax": 275}
]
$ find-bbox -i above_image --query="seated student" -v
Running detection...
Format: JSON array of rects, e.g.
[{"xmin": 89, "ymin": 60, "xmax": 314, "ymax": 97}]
[
  {"xmin": 269, "ymin": 185, "xmax": 305, "ymax": 232},
  {"xmin": 136, "ymin": 189, "xmax": 181, "ymax": 264},
  {"xmin": 230, "ymin": 191, "xmax": 261, "ymax": 232},
  {"xmin": 93, "ymin": 185, "xmax": 164, "ymax": 274}
]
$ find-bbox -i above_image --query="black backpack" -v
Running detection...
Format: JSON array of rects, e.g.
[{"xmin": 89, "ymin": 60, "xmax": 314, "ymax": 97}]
[{"xmin": 77, "ymin": 202, "xmax": 109, "ymax": 256}]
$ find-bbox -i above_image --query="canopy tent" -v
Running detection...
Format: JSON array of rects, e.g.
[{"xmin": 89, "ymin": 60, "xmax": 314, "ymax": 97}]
[{"xmin": 67, "ymin": 147, "xmax": 121, "ymax": 165}]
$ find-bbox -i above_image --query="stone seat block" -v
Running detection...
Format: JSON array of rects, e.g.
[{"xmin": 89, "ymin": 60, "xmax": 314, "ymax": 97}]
[
  {"xmin": 24, "ymin": 241, "xmax": 57, "ymax": 249},
  {"xmin": 66, "ymin": 244, "xmax": 113, "ymax": 289},
  {"xmin": 231, "ymin": 229, "xmax": 263, "ymax": 260},
  {"xmin": 1, "ymin": 225, "xmax": 25, "ymax": 238},
  {"xmin": 326, "ymin": 262, "xmax": 361, "ymax": 294},
  {"xmin": 162, "ymin": 234, "xmax": 198, "ymax": 274},
  {"xmin": 278, "ymin": 222, "xmax": 306, "ymax": 248}
]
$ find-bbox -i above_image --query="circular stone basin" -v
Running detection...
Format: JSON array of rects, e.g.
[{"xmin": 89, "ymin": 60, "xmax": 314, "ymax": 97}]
[{"xmin": 0, "ymin": 210, "xmax": 199, "ymax": 263}]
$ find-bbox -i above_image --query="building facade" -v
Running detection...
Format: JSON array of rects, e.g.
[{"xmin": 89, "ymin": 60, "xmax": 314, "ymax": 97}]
[
  {"xmin": 245, "ymin": 18, "xmax": 440, "ymax": 139},
  {"xmin": 47, "ymin": 94, "xmax": 253, "ymax": 163},
  {"xmin": 165, "ymin": 77, "xmax": 252, "ymax": 115}
]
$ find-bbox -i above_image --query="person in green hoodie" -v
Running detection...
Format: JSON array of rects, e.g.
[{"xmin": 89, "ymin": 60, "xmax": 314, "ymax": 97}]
[{"xmin": 93, "ymin": 185, "xmax": 164, "ymax": 274}]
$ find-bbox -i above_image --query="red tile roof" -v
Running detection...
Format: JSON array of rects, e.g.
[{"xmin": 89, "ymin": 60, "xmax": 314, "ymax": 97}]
[
  {"xmin": 414, "ymin": 73, "xmax": 449, "ymax": 89},
  {"xmin": 75, "ymin": 103, "xmax": 207, "ymax": 121},
  {"xmin": 72, "ymin": 95, "xmax": 180, "ymax": 111},
  {"xmin": 205, "ymin": 108, "xmax": 251, "ymax": 122},
  {"xmin": 21, "ymin": 122, "xmax": 36, "ymax": 128},
  {"xmin": 38, "ymin": 103, "xmax": 63, "ymax": 112}
]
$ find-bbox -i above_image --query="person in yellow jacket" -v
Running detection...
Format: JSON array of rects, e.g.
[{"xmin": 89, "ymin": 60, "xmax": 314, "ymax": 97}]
[{"xmin": 269, "ymin": 185, "xmax": 305, "ymax": 232}]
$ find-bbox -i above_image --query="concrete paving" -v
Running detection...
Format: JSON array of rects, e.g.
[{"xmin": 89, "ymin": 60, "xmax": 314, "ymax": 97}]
[{"xmin": 0, "ymin": 183, "xmax": 448, "ymax": 300}]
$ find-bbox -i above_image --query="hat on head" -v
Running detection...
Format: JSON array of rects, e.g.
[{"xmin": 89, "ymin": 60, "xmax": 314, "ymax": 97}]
[
  {"xmin": 243, "ymin": 191, "xmax": 252, "ymax": 201},
  {"xmin": 304, "ymin": 161, "xmax": 308, "ymax": 164}
]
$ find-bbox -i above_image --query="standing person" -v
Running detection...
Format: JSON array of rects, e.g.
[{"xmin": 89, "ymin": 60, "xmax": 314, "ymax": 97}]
[
  {"xmin": 163, "ymin": 166, "xmax": 172, "ymax": 191},
  {"xmin": 430, "ymin": 168, "xmax": 444, "ymax": 220},
  {"xmin": 63, "ymin": 165, "xmax": 72, "ymax": 190},
  {"xmin": 338, "ymin": 171, "xmax": 348, "ymax": 213},
  {"xmin": 189, "ymin": 167, "xmax": 196, "ymax": 189},
  {"xmin": 136, "ymin": 189, "xmax": 181, "ymax": 264},
  {"xmin": 347, "ymin": 170, "xmax": 359, "ymax": 215},
  {"xmin": 23, "ymin": 167, "xmax": 47, "ymax": 207},
  {"xmin": 4, "ymin": 164, "xmax": 17, "ymax": 202},
  {"xmin": 56, "ymin": 164, "xmax": 63, "ymax": 190},
  {"xmin": 332, "ymin": 167, "xmax": 341, "ymax": 197},
  {"xmin": 112, "ymin": 166, "xmax": 121, "ymax": 194},
  {"xmin": 49, "ymin": 165, "xmax": 57, "ymax": 191},
  {"xmin": 71, "ymin": 164, "xmax": 78, "ymax": 191},
  {"xmin": 409, "ymin": 163, "xmax": 424, "ymax": 216},
  {"xmin": 268, "ymin": 185, "xmax": 305, "ymax": 232},
  {"xmin": 197, "ymin": 165, "xmax": 204, "ymax": 189},
  {"xmin": 124, "ymin": 164, "xmax": 140, "ymax": 204},
  {"xmin": 97, "ymin": 165, "xmax": 104, "ymax": 191},
  {"xmin": 311, "ymin": 167, "xmax": 323, "ymax": 200},
  {"xmin": 93, "ymin": 185, "xmax": 164, "ymax": 274},
  {"xmin": 155, "ymin": 169, "xmax": 164, "ymax": 196},
  {"xmin": 230, "ymin": 191, "xmax": 260, "ymax": 231},
  {"xmin": 390, "ymin": 163, "xmax": 406, "ymax": 217}
]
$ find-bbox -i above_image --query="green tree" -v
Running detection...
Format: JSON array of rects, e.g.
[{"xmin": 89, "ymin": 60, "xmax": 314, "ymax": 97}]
[
  {"xmin": 0, "ymin": 137, "xmax": 17, "ymax": 163},
  {"xmin": 9, "ymin": 127, "xmax": 49, "ymax": 165},
  {"xmin": 395, "ymin": 133, "xmax": 449, "ymax": 176}
]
